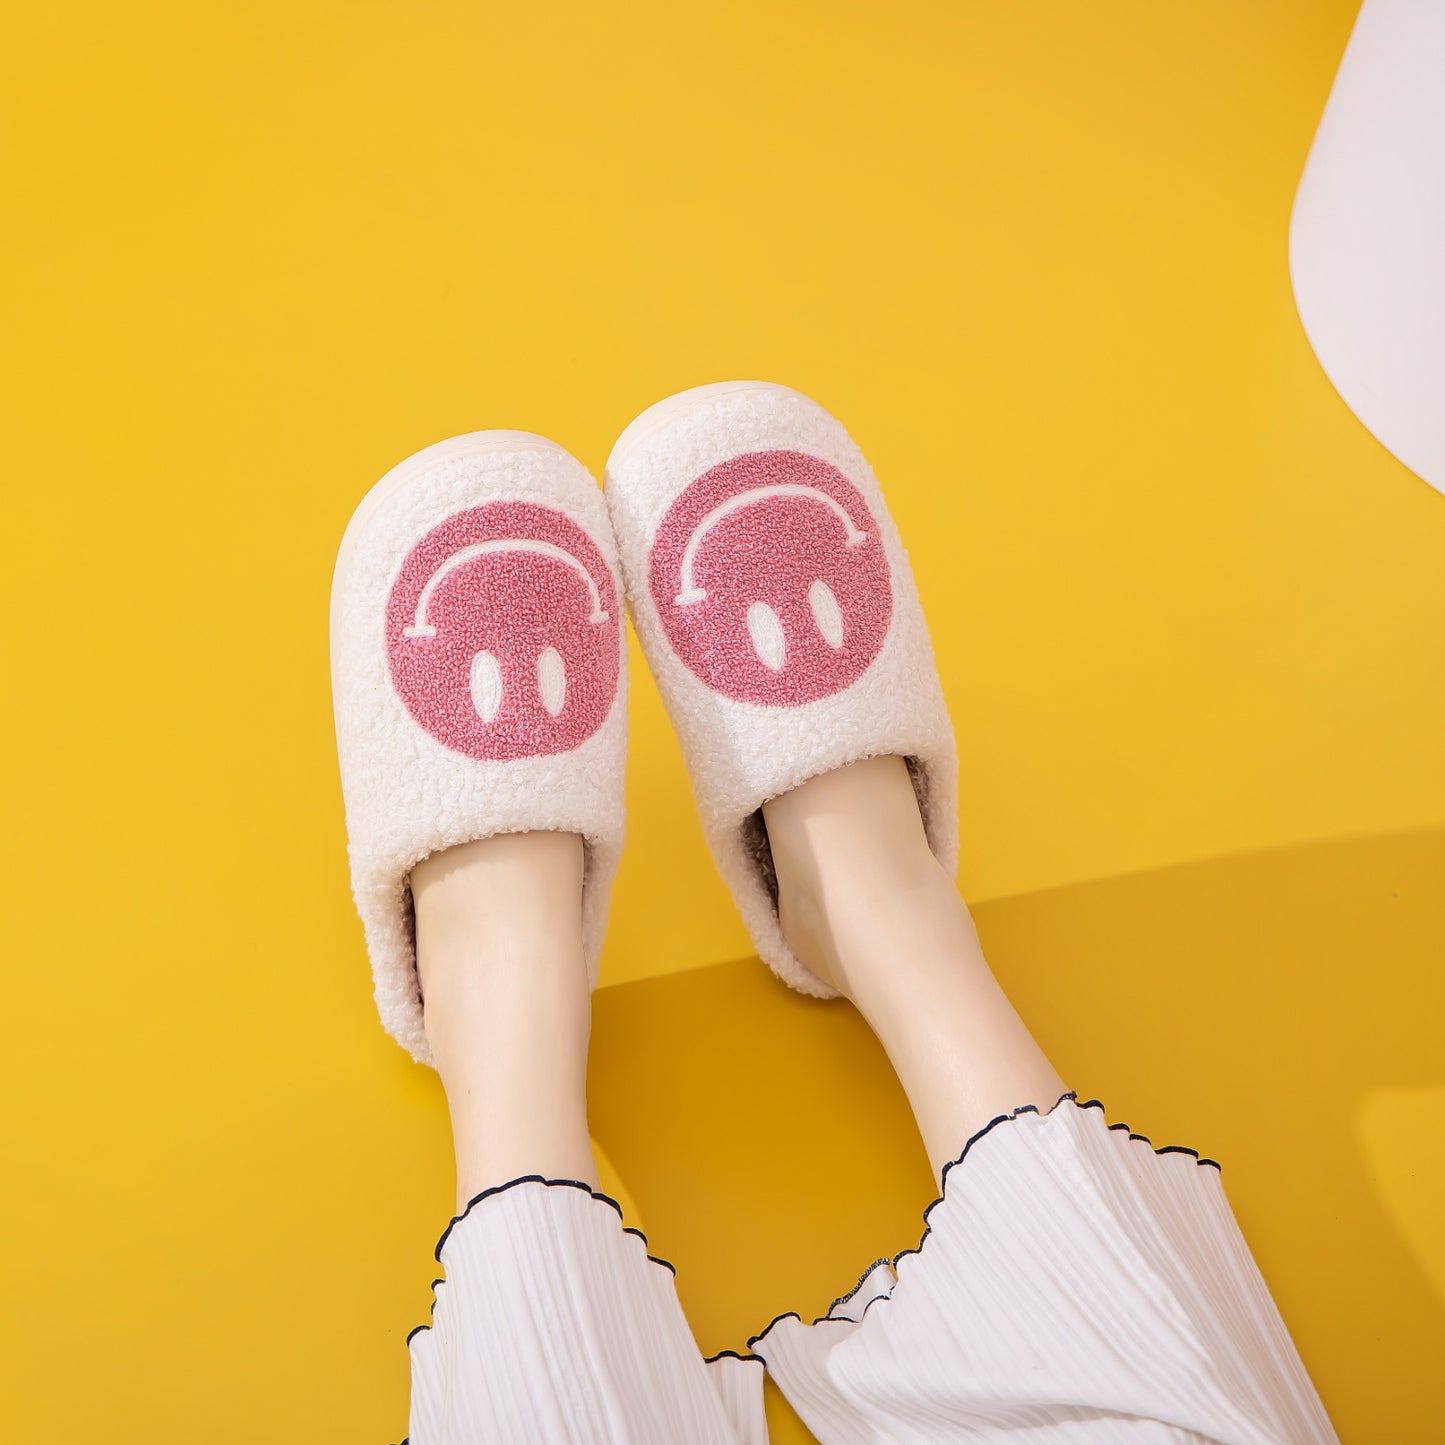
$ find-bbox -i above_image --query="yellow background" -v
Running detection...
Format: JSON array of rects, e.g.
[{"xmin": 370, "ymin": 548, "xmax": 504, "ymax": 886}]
[{"xmin": 3, "ymin": 0, "xmax": 1442, "ymax": 1439}]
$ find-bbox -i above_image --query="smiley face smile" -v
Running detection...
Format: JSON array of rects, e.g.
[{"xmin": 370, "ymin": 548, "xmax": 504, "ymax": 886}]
[
  {"xmin": 649, "ymin": 450, "xmax": 893, "ymax": 707},
  {"xmin": 386, "ymin": 501, "xmax": 620, "ymax": 760}
]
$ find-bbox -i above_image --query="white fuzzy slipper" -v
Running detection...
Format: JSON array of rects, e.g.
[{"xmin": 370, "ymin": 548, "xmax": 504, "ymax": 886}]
[
  {"xmin": 331, "ymin": 432, "xmax": 627, "ymax": 1064},
  {"xmin": 604, "ymin": 382, "xmax": 958, "ymax": 998}
]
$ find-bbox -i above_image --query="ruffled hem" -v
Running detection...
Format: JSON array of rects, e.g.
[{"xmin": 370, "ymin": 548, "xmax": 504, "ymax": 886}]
[
  {"xmin": 749, "ymin": 1090, "xmax": 1223, "ymax": 1345},
  {"xmin": 403, "ymin": 1095, "xmax": 1228, "ymax": 1359},
  {"xmin": 406, "ymin": 1173, "xmax": 679, "ymax": 1346},
  {"xmin": 436, "ymin": 1172, "xmax": 676, "ymax": 1268}
]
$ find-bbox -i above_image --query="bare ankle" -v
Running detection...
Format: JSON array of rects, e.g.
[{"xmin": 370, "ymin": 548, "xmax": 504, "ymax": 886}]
[
  {"xmin": 409, "ymin": 832, "xmax": 598, "ymax": 1201},
  {"xmin": 775, "ymin": 876, "xmax": 844, "ymax": 993},
  {"xmin": 762, "ymin": 755, "xmax": 948, "ymax": 994},
  {"xmin": 781, "ymin": 853, "xmax": 963, "ymax": 1000}
]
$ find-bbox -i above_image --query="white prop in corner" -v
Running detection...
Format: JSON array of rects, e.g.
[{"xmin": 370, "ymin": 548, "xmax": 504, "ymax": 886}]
[{"xmin": 1290, "ymin": 0, "xmax": 1445, "ymax": 497}]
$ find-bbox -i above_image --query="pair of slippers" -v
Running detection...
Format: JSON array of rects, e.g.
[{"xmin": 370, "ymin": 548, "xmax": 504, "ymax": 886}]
[{"xmin": 331, "ymin": 382, "xmax": 959, "ymax": 1065}]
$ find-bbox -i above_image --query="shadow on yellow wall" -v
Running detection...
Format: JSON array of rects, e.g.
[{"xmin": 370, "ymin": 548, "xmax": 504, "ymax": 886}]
[{"xmin": 591, "ymin": 824, "xmax": 1445, "ymax": 1441}]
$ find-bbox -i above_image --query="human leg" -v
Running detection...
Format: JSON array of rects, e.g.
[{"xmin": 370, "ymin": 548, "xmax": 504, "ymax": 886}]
[
  {"xmin": 761, "ymin": 753, "xmax": 1066, "ymax": 1180},
  {"xmin": 329, "ymin": 431, "xmax": 765, "ymax": 1445},
  {"xmin": 602, "ymin": 381, "xmax": 1337, "ymax": 1441},
  {"xmin": 412, "ymin": 830, "xmax": 597, "ymax": 1208},
  {"xmin": 405, "ymin": 830, "xmax": 766, "ymax": 1445},
  {"xmin": 752, "ymin": 758, "xmax": 1338, "ymax": 1444}
]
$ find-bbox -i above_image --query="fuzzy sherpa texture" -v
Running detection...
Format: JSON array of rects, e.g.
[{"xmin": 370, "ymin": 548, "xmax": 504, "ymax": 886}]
[
  {"xmin": 604, "ymin": 382, "xmax": 958, "ymax": 998},
  {"xmin": 331, "ymin": 433, "xmax": 627, "ymax": 1065}
]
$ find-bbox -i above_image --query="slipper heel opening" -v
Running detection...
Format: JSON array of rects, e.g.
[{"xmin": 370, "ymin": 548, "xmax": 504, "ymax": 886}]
[
  {"xmin": 401, "ymin": 874, "xmax": 421, "ymax": 1010},
  {"xmin": 739, "ymin": 806, "xmax": 780, "ymax": 913},
  {"xmin": 903, "ymin": 753, "xmax": 943, "ymax": 854}
]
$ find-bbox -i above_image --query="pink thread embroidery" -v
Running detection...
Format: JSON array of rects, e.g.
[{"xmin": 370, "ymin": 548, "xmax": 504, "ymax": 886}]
[
  {"xmin": 648, "ymin": 450, "xmax": 892, "ymax": 706},
  {"xmin": 386, "ymin": 502, "xmax": 619, "ymax": 760}
]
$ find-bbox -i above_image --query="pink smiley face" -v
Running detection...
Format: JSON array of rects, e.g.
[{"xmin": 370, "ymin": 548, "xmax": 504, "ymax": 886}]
[
  {"xmin": 648, "ymin": 450, "xmax": 893, "ymax": 707},
  {"xmin": 386, "ymin": 501, "xmax": 619, "ymax": 761}
]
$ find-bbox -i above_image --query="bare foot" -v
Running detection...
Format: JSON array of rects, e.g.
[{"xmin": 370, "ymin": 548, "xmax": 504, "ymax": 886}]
[
  {"xmin": 412, "ymin": 831, "xmax": 598, "ymax": 1209},
  {"xmin": 762, "ymin": 757, "xmax": 1067, "ymax": 1178}
]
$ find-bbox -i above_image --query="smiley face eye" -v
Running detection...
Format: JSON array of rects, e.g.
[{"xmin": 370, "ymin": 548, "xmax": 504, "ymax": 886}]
[
  {"xmin": 746, "ymin": 600, "xmax": 786, "ymax": 671},
  {"xmin": 468, "ymin": 651, "xmax": 503, "ymax": 721},
  {"xmin": 537, "ymin": 646, "xmax": 566, "ymax": 717},
  {"xmin": 808, "ymin": 579, "xmax": 844, "ymax": 649},
  {"xmin": 744, "ymin": 585, "xmax": 845, "ymax": 669}
]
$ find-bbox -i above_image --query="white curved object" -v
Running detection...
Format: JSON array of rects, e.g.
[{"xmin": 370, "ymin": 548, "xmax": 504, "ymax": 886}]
[
  {"xmin": 745, "ymin": 599, "xmax": 786, "ymax": 671},
  {"xmin": 1290, "ymin": 0, "xmax": 1445, "ymax": 496},
  {"xmin": 468, "ymin": 649, "xmax": 503, "ymax": 722},
  {"xmin": 537, "ymin": 645, "xmax": 567, "ymax": 716}
]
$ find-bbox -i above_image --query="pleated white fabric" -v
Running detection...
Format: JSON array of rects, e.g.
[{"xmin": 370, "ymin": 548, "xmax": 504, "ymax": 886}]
[
  {"xmin": 405, "ymin": 1100, "xmax": 1338, "ymax": 1445},
  {"xmin": 405, "ymin": 1177, "xmax": 766, "ymax": 1445},
  {"xmin": 754, "ymin": 1097, "xmax": 1338, "ymax": 1444}
]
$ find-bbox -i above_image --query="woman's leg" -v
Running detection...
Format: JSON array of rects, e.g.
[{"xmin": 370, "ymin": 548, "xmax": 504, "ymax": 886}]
[
  {"xmin": 761, "ymin": 754, "xmax": 1066, "ymax": 1179},
  {"xmin": 754, "ymin": 757, "xmax": 1338, "ymax": 1444},
  {"xmin": 412, "ymin": 830, "xmax": 597, "ymax": 1208},
  {"xmin": 404, "ymin": 831, "xmax": 765, "ymax": 1445}
]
